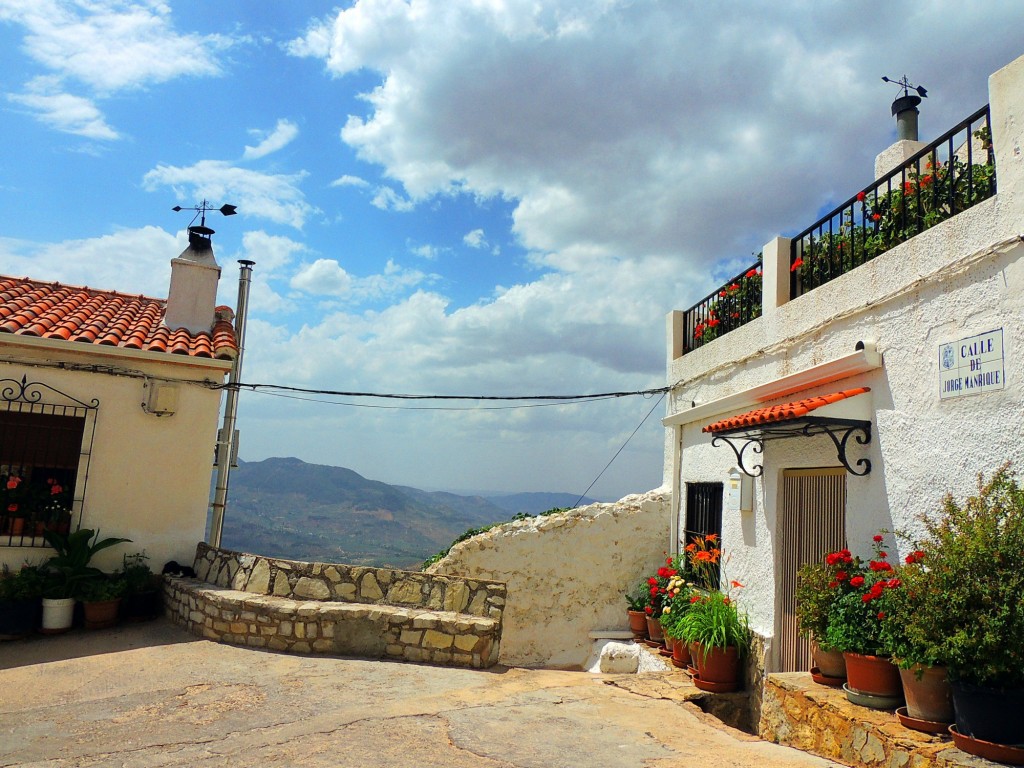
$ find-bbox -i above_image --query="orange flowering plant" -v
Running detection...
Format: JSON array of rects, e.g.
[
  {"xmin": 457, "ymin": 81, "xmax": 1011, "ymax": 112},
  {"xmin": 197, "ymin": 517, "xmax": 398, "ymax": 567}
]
[{"xmin": 678, "ymin": 535, "xmax": 749, "ymax": 654}]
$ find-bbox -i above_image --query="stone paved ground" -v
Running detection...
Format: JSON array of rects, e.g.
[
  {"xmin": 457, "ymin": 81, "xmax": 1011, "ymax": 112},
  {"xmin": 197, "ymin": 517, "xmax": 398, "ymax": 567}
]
[{"xmin": 0, "ymin": 620, "xmax": 845, "ymax": 768}]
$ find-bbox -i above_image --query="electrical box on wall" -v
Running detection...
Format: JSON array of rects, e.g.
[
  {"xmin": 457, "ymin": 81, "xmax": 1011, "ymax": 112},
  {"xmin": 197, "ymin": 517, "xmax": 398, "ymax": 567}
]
[
  {"xmin": 143, "ymin": 380, "xmax": 179, "ymax": 416},
  {"xmin": 725, "ymin": 467, "xmax": 753, "ymax": 514}
]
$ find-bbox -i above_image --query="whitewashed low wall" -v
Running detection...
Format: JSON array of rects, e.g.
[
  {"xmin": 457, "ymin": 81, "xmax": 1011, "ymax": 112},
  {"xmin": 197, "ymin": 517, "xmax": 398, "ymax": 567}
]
[{"xmin": 426, "ymin": 489, "xmax": 670, "ymax": 668}]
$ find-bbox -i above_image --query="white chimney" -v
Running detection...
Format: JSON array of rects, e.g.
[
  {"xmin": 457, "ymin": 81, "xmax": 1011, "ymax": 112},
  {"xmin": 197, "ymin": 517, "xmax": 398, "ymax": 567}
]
[{"xmin": 164, "ymin": 226, "xmax": 221, "ymax": 334}]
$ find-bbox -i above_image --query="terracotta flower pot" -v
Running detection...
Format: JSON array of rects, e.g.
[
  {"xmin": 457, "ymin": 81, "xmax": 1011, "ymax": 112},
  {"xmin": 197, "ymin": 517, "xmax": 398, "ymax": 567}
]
[
  {"xmin": 83, "ymin": 598, "xmax": 121, "ymax": 630},
  {"xmin": 646, "ymin": 616, "xmax": 664, "ymax": 645},
  {"xmin": 695, "ymin": 644, "xmax": 740, "ymax": 690},
  {"xmin": 627, "ymin": 610, "xmax": 647, "ymax": 639},
  {"xmin": 899, "ymin": 664, "xmax": 953, "ymax": 724},
  {"xmin": 671, "ymin": 637, "xmax": 691, "ymax": 666},
  {"xmin": 844, "ymin": 652, "xmax": 902, "ymax": 698},
  {"xmin": 812, "ymin": 639, "xmax": 847, "ymax": 679}
]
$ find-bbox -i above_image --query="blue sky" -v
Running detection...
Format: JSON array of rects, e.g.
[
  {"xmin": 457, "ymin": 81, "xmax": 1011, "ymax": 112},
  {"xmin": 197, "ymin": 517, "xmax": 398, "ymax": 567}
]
[{"xmin": 2, "ymin": 1, "xmax": 1023, "ymax": 499}]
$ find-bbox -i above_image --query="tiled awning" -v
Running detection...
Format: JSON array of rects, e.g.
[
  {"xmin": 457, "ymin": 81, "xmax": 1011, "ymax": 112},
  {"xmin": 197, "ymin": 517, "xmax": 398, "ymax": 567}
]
[{"xmin": 702, "ymin": 387, "xmax": 872, "ymax": 477}]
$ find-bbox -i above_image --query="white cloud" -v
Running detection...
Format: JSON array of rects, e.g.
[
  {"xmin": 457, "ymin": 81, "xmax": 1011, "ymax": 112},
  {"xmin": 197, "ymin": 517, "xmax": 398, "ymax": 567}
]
[
  {"xmin": 293, "ymin": 0, "xmax": 1024, "ymax": 268},
  {"xmin": 290, "ymin": 258, "xmax": 353, "ymax": 295},
  {"xmin": 0, "ymin": 0, "xmax": 234, "ymax": 138},
  {"xmin": 243, "ymin": 119, "xmax": 300, "ymax": 160},
  {"xmin": 142, "ymin": 160, "xmax": 318, "ymax": 229},
  {"xmin": 289, "ymin": 257, "xmax": 429, "ymax": 302},
  {"xmin": 0, "ymin": 0, "xmax": 232, "ymax": 93},
  {"xmin": 370, "ymin": 185, "xmax": 413, "ymax": 212},
  {"xmin": 0, "ymin": 226, "xmax": 181, "ymax": 296},
  {"xmin": 409, "ymin": 243, "xmax": 441, "ymax": 260},
  {"xmin": 330, "ymin": 174, "xmax": 370, "ymax": 188},
  {"xmin": 7, "ymin": 75, "xmax": 118, "ymax": 139},
  {"xmin": 463, "ymin": 228, "xmax": 486, "ymax": 249}
]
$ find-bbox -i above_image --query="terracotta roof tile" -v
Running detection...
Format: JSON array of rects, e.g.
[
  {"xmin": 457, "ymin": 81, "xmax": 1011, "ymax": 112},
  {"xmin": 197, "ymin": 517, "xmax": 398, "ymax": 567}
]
[
  {"xmin": 0, "ymin": 275, "xmax": 238, "ymax": 361},
  {"xmin": 702, "ymin": 387, "xmax": 871, "ymax": 433}
]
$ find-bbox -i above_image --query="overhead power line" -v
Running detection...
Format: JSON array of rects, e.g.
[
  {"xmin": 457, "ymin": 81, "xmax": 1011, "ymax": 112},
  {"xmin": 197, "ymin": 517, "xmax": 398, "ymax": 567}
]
[{"xmin": 217, "ymin": 381, "xmax": 670, "ymax": 402}]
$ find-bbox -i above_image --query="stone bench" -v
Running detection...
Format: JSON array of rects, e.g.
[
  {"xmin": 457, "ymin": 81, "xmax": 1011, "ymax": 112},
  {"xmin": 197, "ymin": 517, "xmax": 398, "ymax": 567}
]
[{"xmin": 163, "ymin": 544, "xmax": 505, "ymax": 668}]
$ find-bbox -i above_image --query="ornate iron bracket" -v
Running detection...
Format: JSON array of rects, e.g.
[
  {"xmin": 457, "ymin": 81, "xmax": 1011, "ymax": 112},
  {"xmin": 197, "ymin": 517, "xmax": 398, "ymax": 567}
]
[
  {"xmin": 710, "ymin": 417, "xmax": 872, "ymax": 478},
  {"xmin": 0, "ymin": 376, "xmax": 99, "ymax": 409},
  {"xmin": 711, "ymin": 434, "xmax": 765, "ymax": 477}
]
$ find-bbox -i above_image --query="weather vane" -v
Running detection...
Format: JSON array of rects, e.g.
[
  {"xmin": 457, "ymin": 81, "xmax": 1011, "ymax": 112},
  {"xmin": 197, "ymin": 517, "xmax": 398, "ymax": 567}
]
[
  {"xmin": 881, "ymin": 75, "xmax": 927, "ymax": 100},
  {"xmin": 172, "ymin": 199, "xmax": 238, "ymax": 232}
]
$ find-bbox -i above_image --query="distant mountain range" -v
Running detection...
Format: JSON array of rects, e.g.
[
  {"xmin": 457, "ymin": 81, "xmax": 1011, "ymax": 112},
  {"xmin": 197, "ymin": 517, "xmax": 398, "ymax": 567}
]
[{"xmin": 220, "ymin": 457, "xmax": 597, "ymax": 569}]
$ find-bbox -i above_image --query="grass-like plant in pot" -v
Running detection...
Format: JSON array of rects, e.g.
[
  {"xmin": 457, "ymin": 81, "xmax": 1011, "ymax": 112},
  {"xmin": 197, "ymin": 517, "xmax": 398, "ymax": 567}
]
[
  {"xmin": 901, "ymin": 464, "xmax": 1024, "ymax": 745},
  {"xmin": 677, "ymin": 535, "xmax": 749, "ymax": 691}
]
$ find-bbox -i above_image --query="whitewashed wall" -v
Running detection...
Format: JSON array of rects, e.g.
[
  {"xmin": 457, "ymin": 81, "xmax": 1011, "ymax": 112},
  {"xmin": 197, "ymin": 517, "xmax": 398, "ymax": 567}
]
[
  {"xmin": 663, "ymin": 52, "xmax": 1024, "ymax": 650},
  {"xmin": 0, "ymin": 340, "xmax": 230, "ymax": 573},
  {"xmin": 428, "ymin": 490, "xmax": 670, "ymax": 668}
]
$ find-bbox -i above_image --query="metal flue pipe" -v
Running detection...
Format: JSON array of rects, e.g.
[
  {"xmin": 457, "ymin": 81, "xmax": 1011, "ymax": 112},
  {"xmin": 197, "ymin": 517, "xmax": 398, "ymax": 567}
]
[{"xmin": 209, "ymin": 259, "xmax": 255, "ymax": 548}]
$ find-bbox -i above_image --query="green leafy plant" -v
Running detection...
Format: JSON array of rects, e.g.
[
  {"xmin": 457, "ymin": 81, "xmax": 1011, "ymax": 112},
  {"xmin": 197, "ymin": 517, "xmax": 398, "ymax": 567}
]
[
  {"xmin": 120, "ymin": 551, "xmax": 158, "ymax": 595},
  {"xmin": 679, "ymin": 590, "xmax": 749, "ymax": 655},
  {"xmin": 794, "ymin": 560, "xmax": 842, "ymax": 642},
  {"xmin": 0, "ymin": 563, "xmax": 46, "ymax": 602},
  {"xmin": 79, "ymin": 573, "xmax": 128, "ymax": 603},
  {"xmin": 889, "ymin": 465, "xmax": 1024, "ymax": 687},
  {"xmin": 624, "ymin": 582, "xmax": 650, "ymax": 612},
  {"xmin": 42, "ymin": 528, "xmax": 131, "ymax": 600}
]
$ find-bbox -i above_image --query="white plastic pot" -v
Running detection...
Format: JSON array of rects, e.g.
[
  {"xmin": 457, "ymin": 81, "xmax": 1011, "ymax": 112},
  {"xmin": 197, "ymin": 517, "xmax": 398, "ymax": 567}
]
[{"xmin": 40, "ymin": 597, "xmax": 75, "ymax": 634}]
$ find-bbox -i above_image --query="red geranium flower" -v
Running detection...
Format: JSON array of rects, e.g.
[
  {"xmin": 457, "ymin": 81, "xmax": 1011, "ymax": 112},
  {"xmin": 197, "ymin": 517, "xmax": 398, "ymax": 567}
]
[
  {"xmin": 872, "ymin": 213, "xmax": 881, "ymax": 221},
  {"xmin": 856, "ymin": 191, "xmax": 866, "ymax": 202},
  {"xmin": 873, "ymin": 534, "xmax": 883, "ymax": 543},
  {"xmin": 790, "ymin": 257, "xmax": 803, "ymax": 272},
  {"xmin": 849, "ymin": 575, "xmax": 865, "ymax": 587}
]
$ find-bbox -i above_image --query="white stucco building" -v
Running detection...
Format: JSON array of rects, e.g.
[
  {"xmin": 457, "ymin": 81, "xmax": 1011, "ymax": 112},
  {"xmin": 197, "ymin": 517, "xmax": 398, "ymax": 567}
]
[
  {"xmin": 0, "ymin": 228, "xmax": 238, "ymax": 572},
  {"xmin": 662, "ymin": 53, "xmax": 1024, "ymax": 673}
]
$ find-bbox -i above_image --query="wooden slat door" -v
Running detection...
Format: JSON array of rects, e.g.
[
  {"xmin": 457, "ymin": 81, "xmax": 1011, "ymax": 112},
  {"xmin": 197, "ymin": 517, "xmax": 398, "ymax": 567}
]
[{"xmin": 777, "ymin": 468, "xmax": 847, "ymax": 672}]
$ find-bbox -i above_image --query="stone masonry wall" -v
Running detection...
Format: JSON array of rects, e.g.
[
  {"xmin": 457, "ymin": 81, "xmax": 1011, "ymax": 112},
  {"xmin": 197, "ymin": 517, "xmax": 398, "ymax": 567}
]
[
  {"xmin": 426, "ymin": 489, "xmax": 670, "ymax": 667},
  {"xmin": 759, "ymin": 673, "xmax": 958, "ymax": 768},
  {"xmin": 162, "ymin": 545, "xmax": 507, "ymax": 668},
  {"xmin": 193, "ymin": 543, "xmax": 505, "ymax": 619}
]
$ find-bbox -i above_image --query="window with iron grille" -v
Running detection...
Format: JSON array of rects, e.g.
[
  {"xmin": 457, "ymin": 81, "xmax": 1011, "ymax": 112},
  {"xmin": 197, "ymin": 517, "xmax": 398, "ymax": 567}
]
[
  {"xmin": 0, "ymin": 377, "xmax": 97, "ymax": 547},
  {"xmin": 684, "ymin": 481, "xmax": 723, "ymax": 588}
]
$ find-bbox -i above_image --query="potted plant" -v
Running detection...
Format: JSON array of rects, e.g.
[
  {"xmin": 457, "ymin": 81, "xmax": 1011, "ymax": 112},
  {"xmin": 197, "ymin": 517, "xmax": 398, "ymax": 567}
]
[
  {"xmin": 822, "ymin": 535, "xmax": 904, "ymax": 704},
  {"xmin": 0, "ymin": 563, "xmax": 45, "ymax": 639},
  {"xmin": 677, "ymin": 535, "xmax": 749, "ymax": 691},
  {"xmin": 121, "ymin": 551, "xmax": 163, "ymax": 621},
  {"xmin": 795, "ymin": 558, "xmax": 847, "ymax": 681},
  {"xmin": 642, "ymin": 557, "xmax": 679, "ymax": 646},
  {"xmin": 905, "ymin": 465, "xmax": 1024, "ymax": 748},
  {"xmin": 659, "ymin": 571, "xmax": 693, "ymax": 665},
  {"xmin": 40, "ymin": 528, "xmax": 130, "ymax": 633},
  {"xmin": 877, "ymin": 549, "xmax": 954, "ymax": 728},
  {"xmin": 80, "ymin": 573, "xmax": 127, "ymax": 629}
]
